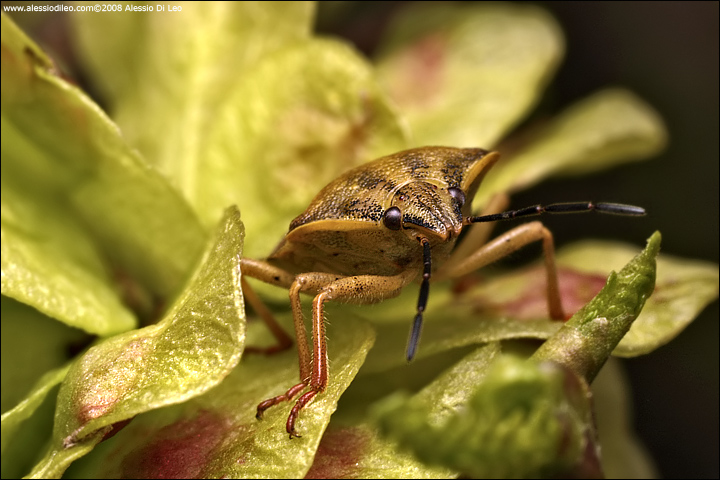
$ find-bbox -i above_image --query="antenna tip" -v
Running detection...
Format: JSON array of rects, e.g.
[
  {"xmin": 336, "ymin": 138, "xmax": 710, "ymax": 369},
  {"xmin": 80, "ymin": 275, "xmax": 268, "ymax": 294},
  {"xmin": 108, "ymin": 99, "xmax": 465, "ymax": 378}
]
[{"xmin": 406, "ymin": 313, "xmax": 424, "ymax": 363}]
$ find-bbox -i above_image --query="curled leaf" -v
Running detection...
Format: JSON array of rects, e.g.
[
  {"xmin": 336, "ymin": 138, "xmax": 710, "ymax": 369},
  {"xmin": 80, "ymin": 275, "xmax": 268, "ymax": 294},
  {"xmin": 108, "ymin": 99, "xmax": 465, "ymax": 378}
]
[{"xmin": 27, "ymin": 207, "xmax": 245, "ymax": 478}]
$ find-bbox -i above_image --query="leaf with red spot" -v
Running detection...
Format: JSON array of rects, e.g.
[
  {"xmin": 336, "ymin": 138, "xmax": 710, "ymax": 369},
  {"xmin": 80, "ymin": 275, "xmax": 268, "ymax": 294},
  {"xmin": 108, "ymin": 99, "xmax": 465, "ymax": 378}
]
[
  {"xmin": 361, "ymin": 231, "xmax": 712, "ymax": 372},
  {"xmin": 61, "ymin": 314, "xmax": 376, "ymax": 479},
  {"xmin": 370, "ymin": 231, "xmax": 660, "ymax": 478},
  {"xmin": 27, "ymin": 207, "xmax": 245, "ymax": 478},
  {"xmin": 376, "ymin": 3, "xmax": 564, "ymax": 149}
]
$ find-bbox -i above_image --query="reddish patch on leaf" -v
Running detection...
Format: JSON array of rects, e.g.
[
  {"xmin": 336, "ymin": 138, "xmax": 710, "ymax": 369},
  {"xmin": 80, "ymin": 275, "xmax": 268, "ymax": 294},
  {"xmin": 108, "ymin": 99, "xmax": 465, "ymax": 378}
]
[
  {"xmin": 475, "ymin": 268, "xmax": 608, "ymax": 320},
  {"xmin": 75, "ymin": 339, "xmax": 148, "ymax": 424},
  {"xmin": 387, "ymin": 33, "xmax": 448, "ymax": 107},
  {"xmin": 304, "ymin": 426, "xmax": 370, "ymax": 479},
  {"xmin": 121, "ymin": 410, "xmax": 231, "ymax": 479}
]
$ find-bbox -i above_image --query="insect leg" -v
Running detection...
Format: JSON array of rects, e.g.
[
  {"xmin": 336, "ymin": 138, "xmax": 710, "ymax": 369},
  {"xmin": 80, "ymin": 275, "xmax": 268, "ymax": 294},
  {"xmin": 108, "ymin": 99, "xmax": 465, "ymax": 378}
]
[
  {"xmin": 442, "ymin": 193, "xmax": 510, "ymax": 273},
  {"xmin": 284, "ymin": 270, "xmax": 415, "ymax": 437},
  {"xmin": 255, "ymin": 271, "xmax": 342, "ymax": 425},
  {"xmin": 240, "ymin": 278, "xmax": 293, "ymax": 355},
  {"xmin": 439, "ymin": 222, "xmax": 565, "ymax": 320},
  {"xmin": 240, "ymin": 259, "xmax": 296, "ymax": 354}
]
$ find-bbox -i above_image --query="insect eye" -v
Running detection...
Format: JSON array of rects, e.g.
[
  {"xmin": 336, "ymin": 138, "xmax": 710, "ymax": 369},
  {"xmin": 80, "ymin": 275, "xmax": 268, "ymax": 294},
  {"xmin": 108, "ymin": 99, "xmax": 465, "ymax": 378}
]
[
  {"xmin": 383, "ymin": 206, "xmax": 403, "ymax": 230},
  {"xmin": 448, "ymin": 187, "xmax": 466, "ymax": 207}
]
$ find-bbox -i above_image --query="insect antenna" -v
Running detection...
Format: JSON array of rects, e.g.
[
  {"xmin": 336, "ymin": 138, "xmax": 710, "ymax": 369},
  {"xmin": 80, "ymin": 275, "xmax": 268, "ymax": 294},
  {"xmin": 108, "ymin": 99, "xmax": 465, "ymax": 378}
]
[
  {"xmin": 466, "ymin": 201, "xmax": 646, "ymax": 224},
  {"xmin": 407, "ymin": 237, "xmax": 432, "ymax": 362}
]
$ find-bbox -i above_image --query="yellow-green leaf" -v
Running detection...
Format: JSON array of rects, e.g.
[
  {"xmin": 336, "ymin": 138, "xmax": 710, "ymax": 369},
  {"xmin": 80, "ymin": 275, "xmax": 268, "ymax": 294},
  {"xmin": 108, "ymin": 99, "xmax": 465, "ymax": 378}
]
[
  {"xmin": 72, "ymin": 2, "xmax": 316, "ymax": 195},
  {"xmin": 376, "ymin": 3, "xmax": 564, "ymax": 148},
  {"xmin": 1, "ymin": 13, "xmax": 207, "ymax": 298},
  {"xmin": 27, "ymin": 206, "xmax": 245, "ymax": 478},
  {"xmin": 555, "ymin": 238, "xmax": 719, "ymax": 356},
  {"xmin": 62, "ymin": 313, "xmax": 375, "ymax": 479},
  {"xmin": 476, "ymin": 89, "xmax": 667, "ymax": 207},
  {"xmin": 533, "ymin": 232, "xmax": 660, "ymax": 381},
  {"xmin": 200, "ymin": 38, "xmax": 408, "ymax": 258}
]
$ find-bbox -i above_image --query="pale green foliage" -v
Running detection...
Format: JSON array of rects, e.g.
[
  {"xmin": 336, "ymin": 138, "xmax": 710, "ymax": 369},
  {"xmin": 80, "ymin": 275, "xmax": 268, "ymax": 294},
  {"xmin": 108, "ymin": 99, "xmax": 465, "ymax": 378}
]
[{"xmin": 0, "ymin": 3, "xmax": 716, "ymax": 479}]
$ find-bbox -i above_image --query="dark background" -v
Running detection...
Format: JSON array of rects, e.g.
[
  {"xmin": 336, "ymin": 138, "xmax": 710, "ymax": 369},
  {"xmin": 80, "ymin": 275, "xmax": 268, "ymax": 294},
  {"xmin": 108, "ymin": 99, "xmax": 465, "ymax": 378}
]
[{"xmin": 6, "ymin": 2, "xmax": 718, "ymax": 478}]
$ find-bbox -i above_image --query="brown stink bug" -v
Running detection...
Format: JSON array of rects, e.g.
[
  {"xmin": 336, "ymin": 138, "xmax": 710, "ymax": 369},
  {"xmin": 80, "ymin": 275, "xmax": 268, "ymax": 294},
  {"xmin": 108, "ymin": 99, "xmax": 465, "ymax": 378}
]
[{"xmin": 240, "ymin": 146, "xmax": 645, "ymax": 437}]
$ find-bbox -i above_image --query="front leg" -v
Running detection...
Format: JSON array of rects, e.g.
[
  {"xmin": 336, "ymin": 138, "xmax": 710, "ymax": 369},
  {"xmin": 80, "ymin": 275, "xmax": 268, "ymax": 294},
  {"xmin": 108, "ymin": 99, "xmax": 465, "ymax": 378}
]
[{"xmin": 258, "ymin": 269, "xmax": 417, "ymax": 438}]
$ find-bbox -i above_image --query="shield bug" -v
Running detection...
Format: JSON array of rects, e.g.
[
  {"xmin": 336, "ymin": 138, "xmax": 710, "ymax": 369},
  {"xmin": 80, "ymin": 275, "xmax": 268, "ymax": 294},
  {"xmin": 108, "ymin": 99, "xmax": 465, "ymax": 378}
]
[{"xmin": 240, "ymin": 146, "xmax": 645, "ymax": 437}]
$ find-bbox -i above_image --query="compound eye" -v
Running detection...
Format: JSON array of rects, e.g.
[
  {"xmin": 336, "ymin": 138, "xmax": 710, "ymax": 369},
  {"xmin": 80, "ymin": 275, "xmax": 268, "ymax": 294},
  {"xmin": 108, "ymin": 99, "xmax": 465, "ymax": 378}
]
[
  {"xmin": 448, "ymin": 187, "xmax": 466, "ymax": 207},
  {"xmin": 383, "ymin": 206, "xmax": 403, "ymax": 230}
]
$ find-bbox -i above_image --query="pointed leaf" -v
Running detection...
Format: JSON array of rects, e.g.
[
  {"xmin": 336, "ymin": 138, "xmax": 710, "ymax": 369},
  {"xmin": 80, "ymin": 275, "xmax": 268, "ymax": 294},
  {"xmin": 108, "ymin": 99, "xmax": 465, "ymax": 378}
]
[
  {"xmin": 27, "ymin": 206, "xmax": 245, "ymax": 478},
  {"xmin": 533, "ymin": 231, "xmax": 660, "ymax": 381},
  {"xmin": 554, "ymin": 238, "xmax": 719, "ymax": 356},
  {"xmin": 376, "ymin": 3, "xmax": 564, "ymax": 148},
  {"xmin": 476, "ymin": 89, "xmax": 667, "ymax": 207}
]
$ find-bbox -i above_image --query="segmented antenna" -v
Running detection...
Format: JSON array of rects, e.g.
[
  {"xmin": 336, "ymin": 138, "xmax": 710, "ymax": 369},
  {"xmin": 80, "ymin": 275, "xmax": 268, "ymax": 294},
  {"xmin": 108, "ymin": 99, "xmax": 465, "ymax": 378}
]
[{"xmin": 466, "ymin": 202, "xmax": 646, "ymax": 224}]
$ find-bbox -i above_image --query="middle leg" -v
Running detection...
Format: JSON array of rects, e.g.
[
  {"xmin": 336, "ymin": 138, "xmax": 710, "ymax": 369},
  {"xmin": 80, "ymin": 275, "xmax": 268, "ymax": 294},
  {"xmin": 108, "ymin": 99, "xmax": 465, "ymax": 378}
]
[{"xmin": 435, "ymin": 221, "xmax": 565, "ymax": 320}]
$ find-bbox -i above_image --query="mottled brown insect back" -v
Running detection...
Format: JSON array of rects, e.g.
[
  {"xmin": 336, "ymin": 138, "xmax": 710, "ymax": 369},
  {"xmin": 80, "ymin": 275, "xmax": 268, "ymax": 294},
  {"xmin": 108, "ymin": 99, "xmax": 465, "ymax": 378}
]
[
  {"xmin": 289, "ymin": 147, "xmax": 495, "ymax": 228},
  {"xmin": 240, "ymin": 146, "xmax": 645, "ymax": 438}
]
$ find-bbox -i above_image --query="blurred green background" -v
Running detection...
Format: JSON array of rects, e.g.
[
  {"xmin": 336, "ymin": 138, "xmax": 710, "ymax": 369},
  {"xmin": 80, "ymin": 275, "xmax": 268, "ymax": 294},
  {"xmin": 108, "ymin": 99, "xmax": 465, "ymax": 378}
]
[{"xmin": 4, "ymin": 2, "xmax": 717, "ymax": 478}]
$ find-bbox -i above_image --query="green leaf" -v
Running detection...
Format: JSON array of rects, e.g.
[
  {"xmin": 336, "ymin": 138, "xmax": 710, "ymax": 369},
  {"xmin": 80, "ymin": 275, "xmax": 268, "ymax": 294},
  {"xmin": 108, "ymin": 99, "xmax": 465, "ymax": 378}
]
[
  {"xmin": 373, "ymin": 349, "xmax": 590, "ymax": 478},
  {"xmin": 304, "ymin": 423, "xmax": 452, "ymax": 479},
  {"xmin": 63, "ymin": 313, "xmax": 375, "ymax": 479},
  {"xmin": 200, "ymin": 38, "xmax": 409, "ymax": 258},
  {"xmin": 376, "ymin": 3, "xmax": 564, "ymax": 148},
  {"xmin": 1, "ymin": 181, "xmax": 136, "ymax": 335},
  {"xmin": 554, "ymin": 238, "xmax": 719, "ymax": 357},
  {"xmin": 1, "ymin": 370, "xmax": 60, "ymax": 479},
  {"xmin": 308, "ymin": 344, "xmax": 502, "ymax": 479},
  {"xmin": 362, "ymin": 231, "xmax": 701, "ymax": 374},
  {"xmin": 476, "ymin": 88, "xmax": 667, "ymax": 207},
  {"xmin": 71, "ymin": 2, "xmax": 316, "ymax": 192},
  {"xmin": 362, "ymin": 289, "xmax": 558, "ymax": 373},
  {"xmin": 27, "ymin": 206, "xmax": 245, "ymax": 478},
  {"xmin": 1, "ymin": 298, "xmax": 86, "ymax": 414},
  {"xmin": 1, "ymin": 13, "xmax": 207, "ymax": 298},
  {"xmin": 1, "ymin": 364, "xmax": 70, "ymax": 455},
  {"xmin": 533, "ymin": 231, "xmax": 660, "ymax": 381}
]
